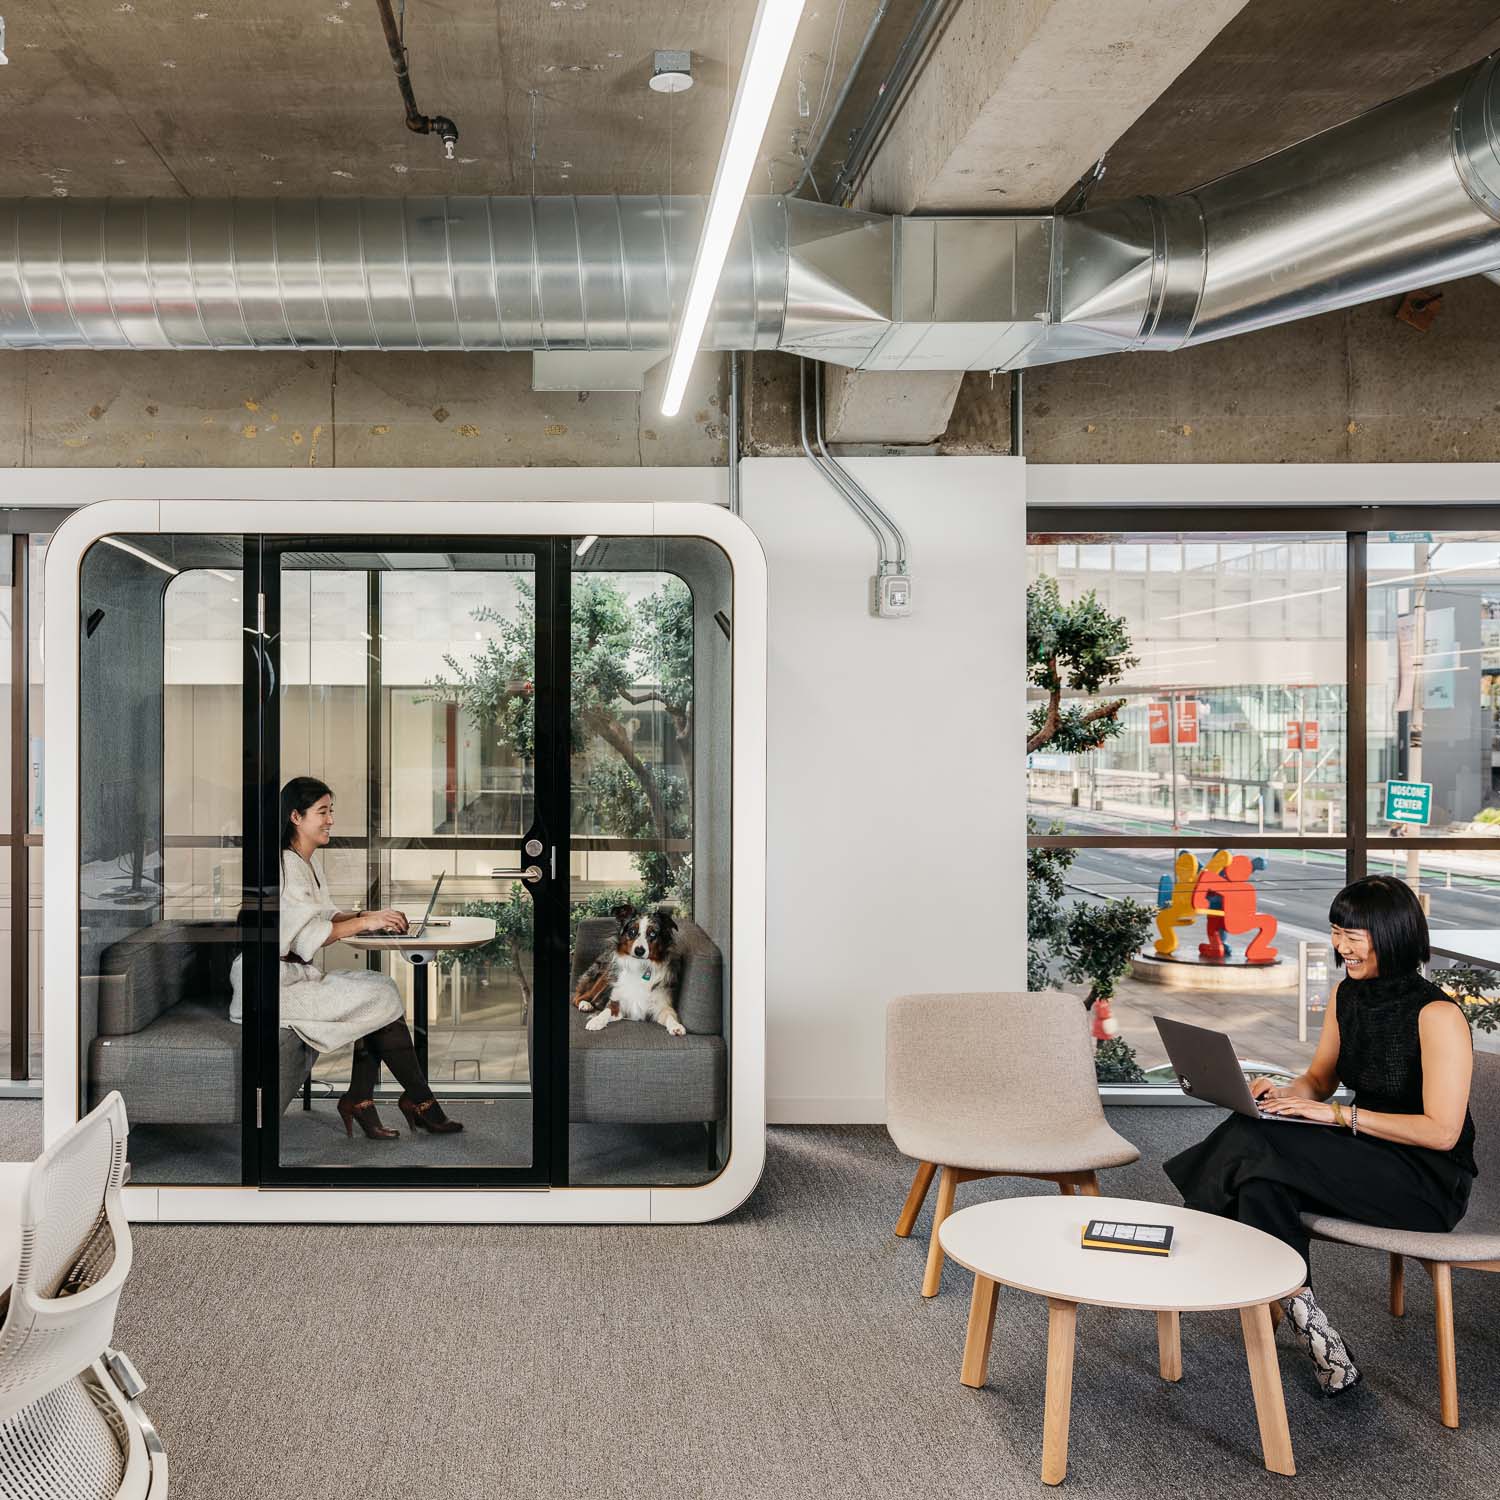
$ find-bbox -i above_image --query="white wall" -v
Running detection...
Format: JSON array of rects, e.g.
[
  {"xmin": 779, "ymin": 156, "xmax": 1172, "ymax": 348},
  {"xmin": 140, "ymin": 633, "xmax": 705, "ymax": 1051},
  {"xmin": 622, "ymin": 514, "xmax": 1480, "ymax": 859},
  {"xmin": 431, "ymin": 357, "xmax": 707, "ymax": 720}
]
[{"xmin": 741, "ymin": 457, "xmax": 1028, "ymax": 1122}]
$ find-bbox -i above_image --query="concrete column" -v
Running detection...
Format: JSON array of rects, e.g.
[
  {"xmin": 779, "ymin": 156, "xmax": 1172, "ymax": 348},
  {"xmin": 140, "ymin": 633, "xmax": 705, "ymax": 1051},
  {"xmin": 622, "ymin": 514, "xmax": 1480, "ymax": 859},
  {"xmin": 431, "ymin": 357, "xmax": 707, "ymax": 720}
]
[{"xmin": 855, "ymin": 0, "xmax": 1249, "ymax": 214}]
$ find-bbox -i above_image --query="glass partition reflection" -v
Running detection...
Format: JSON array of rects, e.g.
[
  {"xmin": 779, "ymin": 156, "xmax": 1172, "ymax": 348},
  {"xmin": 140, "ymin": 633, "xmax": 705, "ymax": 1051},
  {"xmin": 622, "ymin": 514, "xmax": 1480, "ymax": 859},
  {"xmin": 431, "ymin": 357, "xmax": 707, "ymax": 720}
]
[
  {"xmin": 81, "ymin": 535, "xmax": 247, "ymax": 1184},
  {"xmin": 568, "ymin": 537, "xmax": 732, "ymax": 1185}
]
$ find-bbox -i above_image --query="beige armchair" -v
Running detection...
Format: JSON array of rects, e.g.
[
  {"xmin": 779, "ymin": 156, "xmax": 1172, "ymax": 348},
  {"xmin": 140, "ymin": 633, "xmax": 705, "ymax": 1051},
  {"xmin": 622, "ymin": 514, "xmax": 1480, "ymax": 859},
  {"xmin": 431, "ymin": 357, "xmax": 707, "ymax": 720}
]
[
  {"xmin": 887, "ymin": 991, "xmax": 1140, "ymax": 1297},
  {"xmin": 1301, "ymin": 1049, "xmax": 1500, "ymax": 1428}
]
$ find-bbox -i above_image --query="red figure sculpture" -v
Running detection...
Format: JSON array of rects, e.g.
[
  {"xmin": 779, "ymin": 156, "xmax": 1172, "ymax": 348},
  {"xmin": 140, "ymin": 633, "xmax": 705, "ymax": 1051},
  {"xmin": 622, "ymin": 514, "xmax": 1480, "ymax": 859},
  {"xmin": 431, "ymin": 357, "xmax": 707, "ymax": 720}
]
[{"xmin": 1192, "ymin": 853, "xmax": 1279, "ymax": 963}]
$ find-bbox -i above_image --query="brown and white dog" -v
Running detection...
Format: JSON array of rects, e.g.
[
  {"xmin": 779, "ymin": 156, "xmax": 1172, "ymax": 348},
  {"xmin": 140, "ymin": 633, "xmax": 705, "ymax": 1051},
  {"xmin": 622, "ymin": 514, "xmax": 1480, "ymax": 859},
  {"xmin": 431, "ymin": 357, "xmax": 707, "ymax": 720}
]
[{"xmin": 571, "ymin": 904, "xmax": 686, "ymax": 1037}]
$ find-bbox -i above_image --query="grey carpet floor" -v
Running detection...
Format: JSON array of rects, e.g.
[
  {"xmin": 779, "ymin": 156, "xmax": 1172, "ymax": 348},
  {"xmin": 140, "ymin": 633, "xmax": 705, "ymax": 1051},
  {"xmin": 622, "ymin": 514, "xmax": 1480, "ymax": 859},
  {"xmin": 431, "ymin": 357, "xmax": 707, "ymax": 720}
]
[
  {"xmin": 119, "ymin": 1104, "xmax": 716, "ymax": 1186},
  {"xmin": 3, "ymin": 1101, "xmax": 1500, "ymax": 1499}
]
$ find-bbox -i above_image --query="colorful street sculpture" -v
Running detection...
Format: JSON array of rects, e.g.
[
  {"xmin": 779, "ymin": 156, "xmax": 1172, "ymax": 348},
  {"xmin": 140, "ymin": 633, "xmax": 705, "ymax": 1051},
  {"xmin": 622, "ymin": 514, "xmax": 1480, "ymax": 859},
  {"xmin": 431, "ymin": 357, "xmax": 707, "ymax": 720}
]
[{"xmin": 1153, "ymin": 849, "xmax": 1279, "ymax": 965}]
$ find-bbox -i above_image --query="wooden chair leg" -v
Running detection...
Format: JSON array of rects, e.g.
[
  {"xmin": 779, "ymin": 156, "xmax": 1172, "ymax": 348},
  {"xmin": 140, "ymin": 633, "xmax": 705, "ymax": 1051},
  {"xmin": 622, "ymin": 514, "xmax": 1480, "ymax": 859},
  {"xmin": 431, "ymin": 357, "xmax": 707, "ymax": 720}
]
[
  {"xmin": 1268, "ymin": 1298, "xmax": 1283, "ymax": 1332},
  {"xmin": 895, "ymin": 1160, "xmax": 936, "ymax": 1238},
  {"xmin": 961, "ymin": 1274, "xmax": 999, "ymax": 1388},
  {"xmin": 1077, "ymin": 1171, "xmax": 1102, "ymax": 1197},
  {"xmin": 1156, "ymin": 1310, "xmax": 1182, "ymax": 1383},
  {"xmin": 921, "ymin": 1166, "xmax": 959, "ymax": 1298},
  {"xmin": 1424, "ymin": 1259, "xmax": 1459, "ymax": 1428},
  {"xmin": 1054, "ymin": 1176, "xmax": 1076, "ymax": 1196},
  {"xmin": 1389, "ymin": 1252, "xmax": 1406, "ymax": 1318},
  {"xmin": 1239, "ymin": 1303, "xmax": 1296, "ymax": 1476},
  {"xmin": 1042, "ymin": 1299, "xmax": 1078, "ymax": 1486}
]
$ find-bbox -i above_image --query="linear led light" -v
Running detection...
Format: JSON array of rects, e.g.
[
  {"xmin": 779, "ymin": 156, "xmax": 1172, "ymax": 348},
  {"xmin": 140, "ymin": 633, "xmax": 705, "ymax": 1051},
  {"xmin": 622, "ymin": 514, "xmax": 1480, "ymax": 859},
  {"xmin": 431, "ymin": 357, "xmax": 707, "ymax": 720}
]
[
  {"xmin": 102, "ymin": 536, "xmax": 177, "ymax": 576},
  {"xmin": 659, "ymin": 0, "xmax": 807, "ymax": 418}
]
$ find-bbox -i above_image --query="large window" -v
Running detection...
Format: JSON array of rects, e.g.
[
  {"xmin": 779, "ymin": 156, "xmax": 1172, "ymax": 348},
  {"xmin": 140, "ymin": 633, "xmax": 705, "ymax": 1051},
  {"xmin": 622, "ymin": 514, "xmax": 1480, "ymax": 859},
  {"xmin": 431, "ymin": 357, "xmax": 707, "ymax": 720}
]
[{"xmin": 1028, "ymin": 514, "xmax": 1500, "ymax": 1087}]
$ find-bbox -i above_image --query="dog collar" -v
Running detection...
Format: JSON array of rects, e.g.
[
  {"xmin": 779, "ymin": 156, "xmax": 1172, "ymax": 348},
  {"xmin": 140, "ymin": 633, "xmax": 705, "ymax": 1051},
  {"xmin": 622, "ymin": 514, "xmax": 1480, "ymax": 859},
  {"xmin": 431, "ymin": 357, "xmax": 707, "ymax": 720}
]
[{"xmin": 641, "ymin": 967, "xmax": 652, "ymax": 981}]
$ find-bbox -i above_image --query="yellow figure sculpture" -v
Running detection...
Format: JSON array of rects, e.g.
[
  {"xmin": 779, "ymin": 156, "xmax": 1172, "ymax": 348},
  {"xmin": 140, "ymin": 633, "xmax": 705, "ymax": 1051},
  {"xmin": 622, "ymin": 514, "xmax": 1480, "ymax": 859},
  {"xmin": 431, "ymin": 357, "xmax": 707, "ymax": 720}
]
[{"xmin": 1153, "ymin": 850, "xmax": 1203, "ymax": 956}]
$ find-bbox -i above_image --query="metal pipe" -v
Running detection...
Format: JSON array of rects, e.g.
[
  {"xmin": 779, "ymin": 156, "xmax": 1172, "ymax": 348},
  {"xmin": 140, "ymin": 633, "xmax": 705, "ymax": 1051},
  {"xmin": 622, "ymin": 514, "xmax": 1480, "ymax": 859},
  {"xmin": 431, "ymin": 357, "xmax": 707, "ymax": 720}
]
[
  {"xmin": 1009, "ymin": 369, "xmax": 1023, "ymax": 458},
  {"xmin": 799, "ymin": 358, "xmax": 887, "ymax": 573},
  {"xmin": 831, "ymin": 0, "xmax": 964, "ymax": 206},
  {"xmin": 373, "ymin": 0, "xmax": 458, "ymax": 158},
  {"xmin": 812, "ymin": 365, "xmax": 908, "ymax": 569},
  {"xmin": 8, "ymin": 56, "xmax": 1500, "ymax": 372},
  {"xmin": 791, "ymin": 0, "xmax": 892, "ymax": 200},
  {"xmin": 727, "ymin": 352, "xmax": 742, "ymax": 516}
]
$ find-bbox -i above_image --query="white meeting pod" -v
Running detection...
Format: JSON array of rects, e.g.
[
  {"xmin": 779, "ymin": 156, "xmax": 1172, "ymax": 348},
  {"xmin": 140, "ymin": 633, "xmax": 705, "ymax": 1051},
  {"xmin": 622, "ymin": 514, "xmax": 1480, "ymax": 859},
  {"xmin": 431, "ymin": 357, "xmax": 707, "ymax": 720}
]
[{"xmin": 43, "ymin": 496, "xmax": 766, "ymax": 1224}]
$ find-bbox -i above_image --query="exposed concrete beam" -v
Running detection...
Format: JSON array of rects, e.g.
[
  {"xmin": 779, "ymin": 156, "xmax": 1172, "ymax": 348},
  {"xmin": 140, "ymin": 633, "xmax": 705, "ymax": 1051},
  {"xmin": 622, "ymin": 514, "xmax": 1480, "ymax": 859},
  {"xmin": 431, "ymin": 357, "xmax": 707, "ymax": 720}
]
[
  {"xmin": 854, "ymin": 0, "xmax": 1248, "ymax": 215},
  {"xmin": 822, "ymin": 367, "xmax": 965, "ymax": 445}
]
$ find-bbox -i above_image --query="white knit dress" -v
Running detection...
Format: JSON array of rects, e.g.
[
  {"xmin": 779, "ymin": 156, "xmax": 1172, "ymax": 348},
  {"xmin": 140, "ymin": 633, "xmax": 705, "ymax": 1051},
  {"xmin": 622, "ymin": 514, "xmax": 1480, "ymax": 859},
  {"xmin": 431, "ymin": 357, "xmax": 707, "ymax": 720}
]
[{"xmin": 229, "ymin": 849, "xmax": 404, "ymax": 1053}]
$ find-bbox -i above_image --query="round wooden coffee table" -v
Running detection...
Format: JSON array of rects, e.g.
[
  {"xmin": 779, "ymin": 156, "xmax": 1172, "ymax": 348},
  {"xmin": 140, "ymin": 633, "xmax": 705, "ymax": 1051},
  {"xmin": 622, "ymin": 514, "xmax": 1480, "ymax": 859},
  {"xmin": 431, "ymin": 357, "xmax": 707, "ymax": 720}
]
[{"xmin": 939, "ymin": 1194, "xmax": 1307, "ymax": 1484}]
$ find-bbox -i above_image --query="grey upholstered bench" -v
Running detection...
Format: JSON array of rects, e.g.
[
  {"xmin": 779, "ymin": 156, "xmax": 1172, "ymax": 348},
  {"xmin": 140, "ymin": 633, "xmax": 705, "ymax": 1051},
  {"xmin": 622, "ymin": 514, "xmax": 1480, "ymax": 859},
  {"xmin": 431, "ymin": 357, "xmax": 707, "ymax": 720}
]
[
  {"xmin": 568, "ymin": 915, "xmax": 727, "ymax": 1133},
  {"xmin": 89, "ymin": 918, "xmax": 314, "ymax": 1124}
]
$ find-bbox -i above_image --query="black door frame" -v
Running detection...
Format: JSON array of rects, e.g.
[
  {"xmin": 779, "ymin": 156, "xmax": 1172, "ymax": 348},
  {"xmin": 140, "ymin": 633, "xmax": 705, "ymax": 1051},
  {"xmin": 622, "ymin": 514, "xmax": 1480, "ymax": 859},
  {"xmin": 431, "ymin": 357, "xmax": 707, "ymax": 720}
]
[{"xmin": 243, "ymin": 534, "xmax": 573, "ymax": 1189}]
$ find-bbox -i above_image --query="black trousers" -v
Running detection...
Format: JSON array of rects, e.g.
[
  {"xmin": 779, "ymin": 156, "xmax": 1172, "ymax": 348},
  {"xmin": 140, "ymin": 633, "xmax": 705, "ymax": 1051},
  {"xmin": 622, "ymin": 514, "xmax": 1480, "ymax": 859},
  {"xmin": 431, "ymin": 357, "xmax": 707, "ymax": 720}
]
[{"xmin": 1164, "ymin": 1113, "xmax": 1471, "ymax": 1269}]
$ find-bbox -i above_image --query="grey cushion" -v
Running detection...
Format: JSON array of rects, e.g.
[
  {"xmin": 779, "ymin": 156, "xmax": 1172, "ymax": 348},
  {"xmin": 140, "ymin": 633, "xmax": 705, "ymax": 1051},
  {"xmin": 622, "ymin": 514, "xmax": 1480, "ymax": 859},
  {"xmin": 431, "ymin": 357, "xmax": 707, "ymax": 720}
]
[
  {"xmin": 568, "ymin": 914, "xmax": 727, "ymax": 1123},
  {"xmin": 90, "ymin": 1000, "xmax": 312, "ymax": 1125},
  {"xmin": 94, "ymin": 919, "xmax": 313, "ymax": 1125},
  {"xmin": 99, "ymin": 919, "xmax": 241, "ymax": 1035},
  {"xmin": 567, "ymin": 1006, "xmax": 726, "ymax": 1124},
  {"xmin": 571, "ymin": 915, "xmax": 723, "ymax": 1035},
  {"xmin": 1303, "ymin": 1049, "xmax": 1500, "ymax": 1263}
]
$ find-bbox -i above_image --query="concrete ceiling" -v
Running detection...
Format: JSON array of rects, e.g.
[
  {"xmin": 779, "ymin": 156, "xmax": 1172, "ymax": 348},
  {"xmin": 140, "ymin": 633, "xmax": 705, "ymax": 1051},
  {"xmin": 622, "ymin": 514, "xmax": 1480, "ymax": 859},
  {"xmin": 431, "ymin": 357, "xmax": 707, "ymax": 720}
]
[
  {"xmin": 2, "ymin": 0, "xmax": 1498, "ymax": 223},
  {"xmin": 0, "ymin": 0, "xmax": 902, "ymax": 199},
  {"xmin": 1098, "ymin": 0, "xmax": 1500, "ymax": 199}
]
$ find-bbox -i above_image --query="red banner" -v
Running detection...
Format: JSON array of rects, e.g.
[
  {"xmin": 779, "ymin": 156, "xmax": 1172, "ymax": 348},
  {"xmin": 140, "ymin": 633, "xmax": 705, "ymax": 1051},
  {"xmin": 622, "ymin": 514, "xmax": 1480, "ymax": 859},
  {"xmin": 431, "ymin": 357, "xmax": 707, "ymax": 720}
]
[
  {"xmin": 1287, "ymin": 720, "xmax": 1319, "ymax": 750},
  {"xmin": 1148, "ymin": 701, "xmax": 1170, "ymax": 745},
  {"xmin": 1175, "ymin": 700, "xmax": 1199, "ymax": 746}
]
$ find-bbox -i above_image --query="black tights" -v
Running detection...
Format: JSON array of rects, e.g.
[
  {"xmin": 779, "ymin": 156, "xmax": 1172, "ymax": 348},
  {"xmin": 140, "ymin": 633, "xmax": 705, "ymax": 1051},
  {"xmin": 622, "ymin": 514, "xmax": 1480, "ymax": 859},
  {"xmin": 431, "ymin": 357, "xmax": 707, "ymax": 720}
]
[{"xmin": 344, "ymin": 1020, "xmax": 434, "ymax": 1105}]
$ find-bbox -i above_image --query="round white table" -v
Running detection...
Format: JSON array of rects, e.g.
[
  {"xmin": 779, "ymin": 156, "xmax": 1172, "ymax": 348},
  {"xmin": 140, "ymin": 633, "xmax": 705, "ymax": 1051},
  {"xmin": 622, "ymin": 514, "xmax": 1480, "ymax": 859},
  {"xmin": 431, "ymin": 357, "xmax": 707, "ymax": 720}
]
[
  {"xmin": 939, "ymin": 1194, "xmax": 1307, "ymax": 1485},
  {"xmin": 345, "ymin": 915, "xmax": 496, "ymax": 1072}
]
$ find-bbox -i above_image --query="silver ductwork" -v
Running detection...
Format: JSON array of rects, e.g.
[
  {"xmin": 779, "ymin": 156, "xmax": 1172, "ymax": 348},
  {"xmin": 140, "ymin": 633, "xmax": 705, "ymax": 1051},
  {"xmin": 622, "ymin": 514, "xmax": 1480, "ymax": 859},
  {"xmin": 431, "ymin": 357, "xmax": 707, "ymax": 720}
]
[{"xmin": 4, "ymin": 53, "xmax": 1500, "ymax": 369}]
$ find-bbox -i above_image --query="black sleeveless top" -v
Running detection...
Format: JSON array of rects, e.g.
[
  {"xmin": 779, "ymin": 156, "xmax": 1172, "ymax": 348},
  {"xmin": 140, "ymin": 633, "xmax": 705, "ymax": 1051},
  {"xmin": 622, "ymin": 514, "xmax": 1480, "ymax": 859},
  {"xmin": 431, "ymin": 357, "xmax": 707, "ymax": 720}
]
[{"xmin": 1336, "ymin": 971, "xmax": 1477, "ymax": 1177}]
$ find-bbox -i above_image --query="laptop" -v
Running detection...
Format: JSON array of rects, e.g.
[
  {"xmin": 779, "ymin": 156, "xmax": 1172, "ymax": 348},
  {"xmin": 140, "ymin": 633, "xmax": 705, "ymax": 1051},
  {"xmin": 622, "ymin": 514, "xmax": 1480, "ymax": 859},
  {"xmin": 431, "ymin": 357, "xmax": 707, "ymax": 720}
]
[
  {"xmin": 408, "ymin": 872, "xmax": 445, "ymax": 939},
  {"xmin": 1152, "ymin": 1016, "xmax": 1318, "ymax": 1124}
]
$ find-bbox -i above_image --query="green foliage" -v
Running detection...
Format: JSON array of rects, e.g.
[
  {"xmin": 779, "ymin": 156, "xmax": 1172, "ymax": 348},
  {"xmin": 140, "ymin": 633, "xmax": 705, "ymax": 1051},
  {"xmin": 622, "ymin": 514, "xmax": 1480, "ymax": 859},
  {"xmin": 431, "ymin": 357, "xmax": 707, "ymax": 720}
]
[
  {"xmin": 426, "ymin": 572, "xmax": 695, "ymax": 901},
  {"xmin": 1431, "ymin": 964, "xmax": 1500, "ymax": 1033},
  {"xmin": 1059, "ymin": 898, "xmax": 1156, "ymax": 1006},
  {"xmin": 1025, "ymin": 581, "xmax": 1148, "ymax": 1081},
  {"xmin": 1092, "ymin": 1036, "xmax": 1148, "ymax": 1085},
  {"xmin": 1026, "ymin": 575, "xmax": 1136, "ymax": 755},
  {"xmin": 1476, "ymin": 807, "xmax": 1500, "ymax": 825},
  {"xmin": 1026, "ymin": 819, "xmax": 1074, "ymax": 990}
]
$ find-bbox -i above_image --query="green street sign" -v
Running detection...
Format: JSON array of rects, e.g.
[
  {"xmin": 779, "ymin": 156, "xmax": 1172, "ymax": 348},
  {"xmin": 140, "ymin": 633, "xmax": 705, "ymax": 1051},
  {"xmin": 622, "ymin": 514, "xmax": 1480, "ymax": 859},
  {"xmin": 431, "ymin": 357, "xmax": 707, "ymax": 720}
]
[
  {"xmin": 1384, "ymin": 779, "xmax": 1432, "ymax": 825},
  {"xmin": 1385, "ymin": 530, "xmax": 1434, "ymax": 544}
]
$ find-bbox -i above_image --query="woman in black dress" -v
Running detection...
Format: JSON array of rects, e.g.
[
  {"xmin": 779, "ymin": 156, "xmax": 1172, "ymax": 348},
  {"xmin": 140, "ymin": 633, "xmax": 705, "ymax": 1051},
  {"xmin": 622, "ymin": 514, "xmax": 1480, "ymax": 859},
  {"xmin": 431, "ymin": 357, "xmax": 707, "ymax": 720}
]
[{"xmin": 1165, "ymin": 875, "xmax": 1476, "ymax": 1395}]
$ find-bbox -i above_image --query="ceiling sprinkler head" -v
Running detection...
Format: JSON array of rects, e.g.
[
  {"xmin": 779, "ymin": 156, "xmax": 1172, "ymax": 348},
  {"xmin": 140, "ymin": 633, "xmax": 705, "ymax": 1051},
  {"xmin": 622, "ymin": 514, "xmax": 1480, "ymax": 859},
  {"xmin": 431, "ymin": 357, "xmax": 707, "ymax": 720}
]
[{"xmin": 649, "ymin": 49, "xmax": 692, "ymax": 93}]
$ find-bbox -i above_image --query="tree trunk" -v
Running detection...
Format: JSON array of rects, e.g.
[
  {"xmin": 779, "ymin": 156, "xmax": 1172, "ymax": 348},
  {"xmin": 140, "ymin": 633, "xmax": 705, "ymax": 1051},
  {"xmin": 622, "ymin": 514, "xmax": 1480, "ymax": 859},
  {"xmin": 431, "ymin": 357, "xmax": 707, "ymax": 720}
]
[{"xmin": 585, "ymin": 708, "xmax": 687, "ymax": 879}]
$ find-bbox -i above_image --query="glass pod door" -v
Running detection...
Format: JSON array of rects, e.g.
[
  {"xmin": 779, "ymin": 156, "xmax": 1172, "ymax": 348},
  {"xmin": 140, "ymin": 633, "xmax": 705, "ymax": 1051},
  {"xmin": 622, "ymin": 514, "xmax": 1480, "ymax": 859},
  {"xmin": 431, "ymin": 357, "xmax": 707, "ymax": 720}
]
[{"xmin": 247, "ymin": 538, "xmax": 571, "ymax": 1187}]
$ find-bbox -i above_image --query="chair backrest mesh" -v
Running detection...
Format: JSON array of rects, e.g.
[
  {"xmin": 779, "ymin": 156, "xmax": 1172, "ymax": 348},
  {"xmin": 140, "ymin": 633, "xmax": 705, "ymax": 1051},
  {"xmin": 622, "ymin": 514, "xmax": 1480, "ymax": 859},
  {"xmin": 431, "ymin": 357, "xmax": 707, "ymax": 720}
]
[{"xmin": 0, "ymin": 1094, "xmax": 131, "ymax": 1423}]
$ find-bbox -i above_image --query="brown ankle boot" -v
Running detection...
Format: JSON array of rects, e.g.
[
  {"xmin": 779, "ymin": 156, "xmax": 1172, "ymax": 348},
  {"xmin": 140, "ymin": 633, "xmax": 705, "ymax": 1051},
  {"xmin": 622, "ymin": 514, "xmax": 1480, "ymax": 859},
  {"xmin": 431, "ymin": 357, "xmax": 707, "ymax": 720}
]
[
  {"xmin": 337, "ymin": 1096, "xmax": 399, "ymax": 1139},
  {"xmin": 397, "ymin": 1094, "xmax": 463, "ymax": 1134}
]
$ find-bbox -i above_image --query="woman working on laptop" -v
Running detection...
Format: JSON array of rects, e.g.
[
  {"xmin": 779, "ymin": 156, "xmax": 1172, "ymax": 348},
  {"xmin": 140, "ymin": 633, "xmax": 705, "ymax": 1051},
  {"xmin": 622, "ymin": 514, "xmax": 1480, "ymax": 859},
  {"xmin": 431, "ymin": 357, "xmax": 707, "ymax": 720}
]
[
  {"xmin": 230, "ymin": 776, "xmax": 462, "ymax": 1139},
  {"xmin": 1165, "ymin": 875, "xmax": 1474, "ymax": 1397}
]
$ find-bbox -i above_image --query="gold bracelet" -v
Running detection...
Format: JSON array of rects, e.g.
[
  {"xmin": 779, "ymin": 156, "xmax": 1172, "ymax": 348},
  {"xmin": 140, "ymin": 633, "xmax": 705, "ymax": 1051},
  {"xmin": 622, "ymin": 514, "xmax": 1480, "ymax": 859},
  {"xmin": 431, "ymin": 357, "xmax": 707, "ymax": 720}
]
[{"xmin": 1331, "ymin": 1100, "xmax": 1347, "ymax": 1129}]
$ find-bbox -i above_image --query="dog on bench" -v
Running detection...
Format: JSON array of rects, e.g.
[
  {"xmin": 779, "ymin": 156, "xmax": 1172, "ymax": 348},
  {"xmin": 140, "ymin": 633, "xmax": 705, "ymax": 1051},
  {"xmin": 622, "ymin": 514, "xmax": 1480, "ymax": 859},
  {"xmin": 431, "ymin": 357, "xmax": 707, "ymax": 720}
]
[{"xmin": 571, "ymin": 904, "xmax": 686, "ymax": 1037}]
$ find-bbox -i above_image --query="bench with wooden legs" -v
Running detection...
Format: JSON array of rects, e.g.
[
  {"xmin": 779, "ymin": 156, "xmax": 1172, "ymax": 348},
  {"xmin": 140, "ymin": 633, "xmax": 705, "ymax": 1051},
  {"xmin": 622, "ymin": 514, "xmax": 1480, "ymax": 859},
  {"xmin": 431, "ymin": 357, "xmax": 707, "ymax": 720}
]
[{"xmin": 896, "ymin": 1161, "xmax": 1104, "ymax": 1298}]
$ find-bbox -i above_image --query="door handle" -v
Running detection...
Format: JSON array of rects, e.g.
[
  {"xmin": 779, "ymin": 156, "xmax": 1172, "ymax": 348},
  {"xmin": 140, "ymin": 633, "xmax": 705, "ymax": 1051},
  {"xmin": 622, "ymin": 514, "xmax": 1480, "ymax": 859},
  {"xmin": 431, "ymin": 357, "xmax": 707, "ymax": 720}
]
[{"xmin": 492, "ymin": 865, "xmax": 544, "ymax": 884}]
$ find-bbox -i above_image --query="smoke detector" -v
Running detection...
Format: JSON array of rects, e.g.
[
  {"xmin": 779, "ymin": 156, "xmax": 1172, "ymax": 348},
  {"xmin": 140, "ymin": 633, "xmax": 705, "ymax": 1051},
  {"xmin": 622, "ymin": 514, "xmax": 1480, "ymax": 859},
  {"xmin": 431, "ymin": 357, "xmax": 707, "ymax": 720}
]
[{"xmin": 649, "ymin": 50, "xmax": 692, "ymax": 93}]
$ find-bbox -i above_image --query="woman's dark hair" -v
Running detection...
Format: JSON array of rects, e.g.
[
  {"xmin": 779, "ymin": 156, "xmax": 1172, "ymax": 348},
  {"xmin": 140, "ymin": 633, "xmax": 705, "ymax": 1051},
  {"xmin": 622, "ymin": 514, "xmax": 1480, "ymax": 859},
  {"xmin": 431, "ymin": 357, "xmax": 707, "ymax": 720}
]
[
  {"xmin": 280, "ymin": 777, "xmax": 333, "ymax": 854},
  {"xmin": 1328, "ymin": 875, "xmax": 1429, "ymax": 974}
]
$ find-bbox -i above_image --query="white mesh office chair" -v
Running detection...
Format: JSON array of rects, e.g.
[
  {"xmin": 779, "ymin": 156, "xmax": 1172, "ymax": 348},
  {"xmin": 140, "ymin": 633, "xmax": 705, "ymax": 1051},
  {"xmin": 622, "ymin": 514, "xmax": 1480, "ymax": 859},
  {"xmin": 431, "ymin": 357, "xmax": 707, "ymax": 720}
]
[{"xmin": 0, "ymin": 1092, "xmax": 167, "ymax": 1499}]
